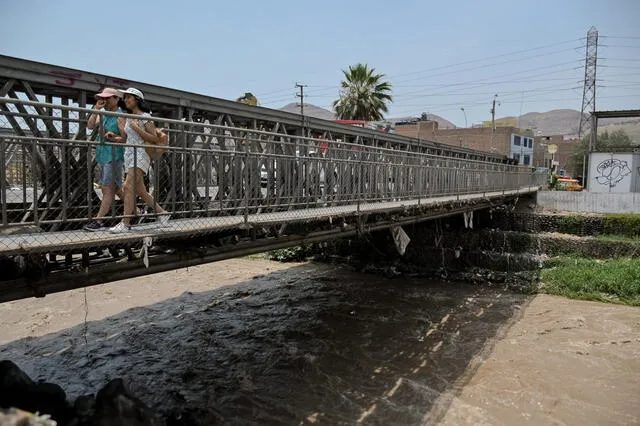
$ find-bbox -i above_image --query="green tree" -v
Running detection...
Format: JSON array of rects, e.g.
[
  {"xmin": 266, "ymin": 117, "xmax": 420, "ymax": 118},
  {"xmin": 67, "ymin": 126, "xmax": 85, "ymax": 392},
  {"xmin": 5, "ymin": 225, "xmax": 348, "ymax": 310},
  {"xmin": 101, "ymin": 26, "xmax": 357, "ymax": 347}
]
[
  {"xmin": 571, "ymin": 129, "xmax": 634, "ymax": 178},
  {"xmin": 333, "ymin": 63, "xmax": 393, "ymax": 121},
  {"xmin": 236, "ymin": 92, "xmax": 258, "ymax": 106}
]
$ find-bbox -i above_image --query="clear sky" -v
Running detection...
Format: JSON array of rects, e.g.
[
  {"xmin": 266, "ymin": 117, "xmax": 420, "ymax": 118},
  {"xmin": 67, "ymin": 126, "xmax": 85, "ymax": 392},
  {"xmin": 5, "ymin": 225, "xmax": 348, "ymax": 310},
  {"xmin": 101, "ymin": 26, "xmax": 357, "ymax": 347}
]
[{"xmin": 2, "ymin": 0, "xmax": 639, "ymax": 126}]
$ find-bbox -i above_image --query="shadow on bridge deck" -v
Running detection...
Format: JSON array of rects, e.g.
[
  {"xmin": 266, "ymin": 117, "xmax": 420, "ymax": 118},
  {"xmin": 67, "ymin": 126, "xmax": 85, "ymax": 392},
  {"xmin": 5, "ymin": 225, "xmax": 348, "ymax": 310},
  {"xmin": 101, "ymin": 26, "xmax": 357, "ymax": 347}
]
[{"xmin": 0, "ymin": 260, "xmax": 527, "ymax": 425}]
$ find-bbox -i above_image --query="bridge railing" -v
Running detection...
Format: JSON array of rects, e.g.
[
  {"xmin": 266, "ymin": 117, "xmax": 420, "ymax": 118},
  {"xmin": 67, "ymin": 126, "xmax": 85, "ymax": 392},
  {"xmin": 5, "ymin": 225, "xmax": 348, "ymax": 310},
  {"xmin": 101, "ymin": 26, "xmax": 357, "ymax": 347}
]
[{"xmin": 1, "ymin": 98, "xmax": 544, "ymax": 253}]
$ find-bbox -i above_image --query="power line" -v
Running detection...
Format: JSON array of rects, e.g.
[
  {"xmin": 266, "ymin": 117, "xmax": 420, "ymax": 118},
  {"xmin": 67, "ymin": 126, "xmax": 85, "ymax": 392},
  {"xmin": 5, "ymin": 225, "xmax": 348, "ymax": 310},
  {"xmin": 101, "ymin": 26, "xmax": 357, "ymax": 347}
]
[
  {"xmin": 394, "ymin": 62, "xmax": 583, "ymax": 101},
  {"xmin": 600, "ymin": 65, "xmax": 640, "ymax": 69},
  {"xmin": 392, "ymin": 76, "xmax": 580, "ymax": 88},
  {"xmin": 391, "ymin": 45, "xmax": 585, "ymax": 86},
  {"xmin": 254, "ymin": 87, "xmax": 297, "ymax": 97},
  {"xmin": 600, "ymin": 35, "xmax": 640, "ymax": 40},
  {"xmin": 259, "ymin": 41, "xmax": 586, "ymax": 102},
  {"xmin": 257, "ymin": 38, "xmax": 637, "ymax": 106},
  {"xmin": 255, "ymin": 84, "xmax": 337, "ymax": 99},
  {"xmin": 391, "ymin": 87, "xmax": 583, "ymax": 109},
  {"xmin": 296, "ymin": 60, "xmax": 584, "ymax": 103},
  {"xmin": 388, "ymin": 94, "xmax": 638, "ymax": 119},
  {"xmin": 600, "ymin": 44, "xmax": 640, "ymax": 48},
  {"xmin": 257, "ymin": 34, "xmax": 636, "ymax": 112},
  {"xmin": 599, "ymin": 58, "xmax": 640, "ymax": 62},
  {"xmin": 386, "ymin": 38, "xmax": 584, "ymax": 80},
  {"xmin": 394, "ymin": 83, "xmax": 582, "ymax": 102}
]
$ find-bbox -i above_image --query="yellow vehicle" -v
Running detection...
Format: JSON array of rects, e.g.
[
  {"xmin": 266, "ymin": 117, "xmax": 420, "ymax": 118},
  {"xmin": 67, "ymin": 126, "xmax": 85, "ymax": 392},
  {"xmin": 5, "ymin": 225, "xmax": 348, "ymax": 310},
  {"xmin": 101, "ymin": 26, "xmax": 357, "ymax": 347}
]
[{"xmin": 556, "ymin": 177, "xmax": 583, "ymax": 191}]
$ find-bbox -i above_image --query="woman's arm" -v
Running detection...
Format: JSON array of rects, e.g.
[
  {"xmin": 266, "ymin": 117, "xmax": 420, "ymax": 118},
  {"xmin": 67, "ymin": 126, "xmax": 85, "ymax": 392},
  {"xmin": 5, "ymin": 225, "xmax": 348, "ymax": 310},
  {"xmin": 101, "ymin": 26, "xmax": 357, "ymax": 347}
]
[
  {"xmin": 87, "ymin": 99, "xmax": 106, "ymax": 130},
  {"xmin": 130, "ymin": 119, "xmax": 159, "ymax": 144},
  {"xmin": 105, "ymin": 132, "xmax": 126, "ymax": 144},
  {"xmin": 104, "ymin": 118, "xmax": 127, "ymax": 143}
]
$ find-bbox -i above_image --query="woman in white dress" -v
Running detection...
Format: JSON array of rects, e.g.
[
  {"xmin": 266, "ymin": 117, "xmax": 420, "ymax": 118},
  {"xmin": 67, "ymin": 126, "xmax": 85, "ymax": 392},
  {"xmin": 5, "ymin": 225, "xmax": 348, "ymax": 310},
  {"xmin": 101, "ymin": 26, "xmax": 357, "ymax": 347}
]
[{"xmin": 109, "ymin": 88, "xmax": 170, "ymax": 233}]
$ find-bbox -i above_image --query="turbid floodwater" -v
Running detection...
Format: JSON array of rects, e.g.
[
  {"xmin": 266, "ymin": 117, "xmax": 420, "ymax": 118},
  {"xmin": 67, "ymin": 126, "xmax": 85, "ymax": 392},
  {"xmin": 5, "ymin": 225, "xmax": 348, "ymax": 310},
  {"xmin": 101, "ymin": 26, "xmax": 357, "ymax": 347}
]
[{"xmin": 0, "ymin": 259, "xmax": 638, "ymax": 425}]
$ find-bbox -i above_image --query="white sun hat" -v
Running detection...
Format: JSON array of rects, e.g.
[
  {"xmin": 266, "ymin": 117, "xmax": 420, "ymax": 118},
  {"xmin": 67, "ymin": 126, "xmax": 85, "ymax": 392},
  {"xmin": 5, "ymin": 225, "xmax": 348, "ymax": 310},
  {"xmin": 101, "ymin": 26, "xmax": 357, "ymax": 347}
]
[{"xmin": 120, "ymin": 87, "xmax": 145, "ymax": 100}]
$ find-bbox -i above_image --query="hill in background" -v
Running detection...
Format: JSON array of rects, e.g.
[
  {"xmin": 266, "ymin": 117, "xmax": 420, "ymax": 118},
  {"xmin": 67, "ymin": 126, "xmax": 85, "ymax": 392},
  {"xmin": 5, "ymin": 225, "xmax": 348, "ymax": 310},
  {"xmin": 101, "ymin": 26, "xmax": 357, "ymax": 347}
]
[
  {"xmin": 276, "ymin": 103, "xmax": 640, "ymax": 141},
  {"xmin": 500, "ymin": 109, "xmax": 640, "ymax": 140}
]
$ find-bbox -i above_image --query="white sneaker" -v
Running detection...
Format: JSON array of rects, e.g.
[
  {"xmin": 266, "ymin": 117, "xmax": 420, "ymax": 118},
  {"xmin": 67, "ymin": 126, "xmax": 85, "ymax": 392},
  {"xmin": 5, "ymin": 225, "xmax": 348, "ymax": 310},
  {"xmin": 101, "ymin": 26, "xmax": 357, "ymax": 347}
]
[
  {"xmin": 109, "ymin": 222, "xmax": 132, "ymax": 234},
  {"xmin": 157, "ymin": 213, "xmax": 171, "ymax": 227}
]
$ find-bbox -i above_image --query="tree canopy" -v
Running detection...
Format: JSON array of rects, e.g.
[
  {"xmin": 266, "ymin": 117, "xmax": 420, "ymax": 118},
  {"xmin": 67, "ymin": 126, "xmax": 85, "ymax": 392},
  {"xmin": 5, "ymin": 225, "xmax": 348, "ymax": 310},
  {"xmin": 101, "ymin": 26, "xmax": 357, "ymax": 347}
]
[
  {"xmin": 332, "ymin": 64, "xmax": 392, "ymax": 121},
  {"xmin": 571, "ymin": 129, "xmax": 635, "ymax": 176}
]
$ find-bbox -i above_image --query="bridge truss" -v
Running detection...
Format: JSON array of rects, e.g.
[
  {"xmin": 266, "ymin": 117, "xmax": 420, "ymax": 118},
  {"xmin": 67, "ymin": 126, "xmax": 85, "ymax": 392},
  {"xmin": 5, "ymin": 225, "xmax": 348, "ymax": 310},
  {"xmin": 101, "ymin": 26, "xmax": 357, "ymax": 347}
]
[{"xmin": 0, "ymin": 55, "xmax": 545, "ymax": 302}]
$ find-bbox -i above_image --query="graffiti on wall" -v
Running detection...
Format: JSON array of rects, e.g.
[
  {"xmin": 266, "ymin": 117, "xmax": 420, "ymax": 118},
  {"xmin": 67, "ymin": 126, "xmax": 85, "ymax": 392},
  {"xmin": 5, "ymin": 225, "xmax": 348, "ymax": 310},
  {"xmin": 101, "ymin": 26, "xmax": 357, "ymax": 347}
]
[{"xmin": 595, "ymin": 158, "xmax": 632, "ymax": 187}]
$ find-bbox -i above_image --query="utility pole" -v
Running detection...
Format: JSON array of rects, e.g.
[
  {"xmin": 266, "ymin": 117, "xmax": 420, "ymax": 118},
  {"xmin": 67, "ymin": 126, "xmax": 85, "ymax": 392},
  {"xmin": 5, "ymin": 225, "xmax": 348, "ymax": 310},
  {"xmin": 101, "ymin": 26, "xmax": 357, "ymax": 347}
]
[
  {"xmin": 579, "ymin": 27, "xmax": 598, "ymax": 188},
  {"xmin": 490, "ymin": 94, "xmax": 499, "ymax": 152},
  {"xmin": 295, "ymin": 82, "xmax": 307, "ymax": 116}
]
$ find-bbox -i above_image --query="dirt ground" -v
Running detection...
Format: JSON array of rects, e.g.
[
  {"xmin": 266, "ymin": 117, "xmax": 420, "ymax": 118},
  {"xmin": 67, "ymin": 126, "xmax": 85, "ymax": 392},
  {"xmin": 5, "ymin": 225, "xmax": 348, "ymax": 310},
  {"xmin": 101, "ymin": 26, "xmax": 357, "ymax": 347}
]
[{"xmin": 0, "ymin": 259, "xmax": 638, "ymax": 425}]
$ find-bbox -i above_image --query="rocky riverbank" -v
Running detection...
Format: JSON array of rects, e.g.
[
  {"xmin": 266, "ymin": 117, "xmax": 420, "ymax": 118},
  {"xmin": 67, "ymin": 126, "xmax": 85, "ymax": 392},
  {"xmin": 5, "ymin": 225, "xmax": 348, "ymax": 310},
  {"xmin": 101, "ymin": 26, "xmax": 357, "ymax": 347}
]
[{"xmin": 1, "ymin": 360, "xmax": 167, "ymax": 425}]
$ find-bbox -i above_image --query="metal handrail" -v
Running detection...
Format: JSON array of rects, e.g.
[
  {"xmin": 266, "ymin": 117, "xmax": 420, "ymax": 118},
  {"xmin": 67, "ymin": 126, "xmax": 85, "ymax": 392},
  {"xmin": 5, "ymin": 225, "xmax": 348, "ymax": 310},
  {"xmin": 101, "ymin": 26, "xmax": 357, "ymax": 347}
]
[
  {"xmin": 0, "ymin": 97, "xmax": 512, "ymax": 167},
  {"xmin": 1, "ymin": 99, "xmax": 545, "ymax": 242}
]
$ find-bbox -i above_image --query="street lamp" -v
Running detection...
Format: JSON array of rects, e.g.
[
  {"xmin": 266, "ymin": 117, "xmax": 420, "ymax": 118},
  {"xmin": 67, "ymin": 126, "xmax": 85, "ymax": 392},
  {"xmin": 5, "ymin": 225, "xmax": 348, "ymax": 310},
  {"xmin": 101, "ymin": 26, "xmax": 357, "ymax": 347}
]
[{"xmin": 460, "ymin": 107, "xmax": 468, "ymax": 128}]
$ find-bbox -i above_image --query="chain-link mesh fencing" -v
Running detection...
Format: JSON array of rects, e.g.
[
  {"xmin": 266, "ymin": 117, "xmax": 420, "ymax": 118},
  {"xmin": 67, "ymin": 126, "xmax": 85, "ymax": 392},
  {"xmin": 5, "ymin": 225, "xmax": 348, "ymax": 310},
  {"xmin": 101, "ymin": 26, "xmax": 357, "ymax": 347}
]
[{"xmin": 1, "ymin": 97, "xmax": 545, "ymax": 258}]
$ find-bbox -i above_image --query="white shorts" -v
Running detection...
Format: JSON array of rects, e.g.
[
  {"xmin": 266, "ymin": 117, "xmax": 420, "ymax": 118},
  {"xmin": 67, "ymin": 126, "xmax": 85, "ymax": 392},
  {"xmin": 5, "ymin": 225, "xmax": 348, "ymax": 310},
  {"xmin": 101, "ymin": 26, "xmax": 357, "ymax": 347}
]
[{"xmin": 124, "ymin": 146, "xmax": 151, "ymax": 174}]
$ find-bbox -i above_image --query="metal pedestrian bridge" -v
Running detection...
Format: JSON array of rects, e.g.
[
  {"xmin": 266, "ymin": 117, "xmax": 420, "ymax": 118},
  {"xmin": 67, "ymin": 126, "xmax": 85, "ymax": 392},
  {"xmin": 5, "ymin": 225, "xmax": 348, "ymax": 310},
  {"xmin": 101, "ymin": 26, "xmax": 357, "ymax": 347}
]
[{"xmin": 0, "ymin": 55, "xmax": 545, "ymax": 302}]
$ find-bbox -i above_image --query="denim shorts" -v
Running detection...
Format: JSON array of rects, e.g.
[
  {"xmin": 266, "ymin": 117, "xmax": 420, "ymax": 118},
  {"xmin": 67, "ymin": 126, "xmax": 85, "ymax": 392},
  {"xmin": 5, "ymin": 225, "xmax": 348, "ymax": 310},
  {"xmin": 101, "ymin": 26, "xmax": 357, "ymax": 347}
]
[{"xmin": 100, "ymin": 160, "xmax": 124, "ymax": 188}]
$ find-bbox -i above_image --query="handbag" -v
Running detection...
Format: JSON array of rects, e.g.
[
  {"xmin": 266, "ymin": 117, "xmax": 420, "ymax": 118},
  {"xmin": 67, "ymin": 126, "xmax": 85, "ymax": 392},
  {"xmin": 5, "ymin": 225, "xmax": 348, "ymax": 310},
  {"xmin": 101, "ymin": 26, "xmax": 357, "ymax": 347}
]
[{"xmin": 145, "ymin": 128, "xmax": 169, "ymax": 161}]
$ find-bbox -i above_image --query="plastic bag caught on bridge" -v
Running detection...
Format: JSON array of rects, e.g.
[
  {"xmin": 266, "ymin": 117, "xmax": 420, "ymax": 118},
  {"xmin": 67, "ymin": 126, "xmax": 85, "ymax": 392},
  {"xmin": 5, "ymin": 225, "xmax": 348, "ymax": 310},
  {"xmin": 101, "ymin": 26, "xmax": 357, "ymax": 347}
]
[
  {"xmin": 140, "ymin": 237, "xmax": 153, "ymax": 268},
  {"xmin": 390, "ymin": 226, "xmax": 411, "ymax": 256}
]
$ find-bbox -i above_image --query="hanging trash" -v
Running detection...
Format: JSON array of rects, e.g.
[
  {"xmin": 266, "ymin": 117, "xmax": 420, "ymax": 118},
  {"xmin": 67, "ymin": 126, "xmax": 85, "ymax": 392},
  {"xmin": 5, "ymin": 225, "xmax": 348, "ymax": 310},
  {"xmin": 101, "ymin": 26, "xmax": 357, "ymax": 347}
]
[{"xmin": 390, "ymin": 226, "xmax": 410, "ymax": 256}]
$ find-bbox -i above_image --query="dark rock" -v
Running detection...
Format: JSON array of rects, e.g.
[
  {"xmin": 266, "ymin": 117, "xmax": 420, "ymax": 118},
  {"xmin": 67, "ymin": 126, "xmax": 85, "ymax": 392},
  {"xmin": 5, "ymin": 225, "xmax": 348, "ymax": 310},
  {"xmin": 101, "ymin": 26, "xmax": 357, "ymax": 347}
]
[
  {"xmin": 30, "ymin": 382, "xmax": 72, "ymax": 423},
  {"xmin": 93, "ymin": 379, "xmax": 164, "ymax": 426},
  {"xmin": 0, "ymin": 360, "xmax": 35, "ymax": 391},
  {"xmin": 166, "ymin": 409, "xmax": 202, "ymax": 426},
  {"xmin": 0, "ymin": 360, "xmax": 73, "ymax": 424},
  {"xmin": 73, "ymin": 394, "xmax": 96, "ymax": 424},
  {"xmin": 0, "ymin": 257, "xmax": 23, "ymax": 281}
]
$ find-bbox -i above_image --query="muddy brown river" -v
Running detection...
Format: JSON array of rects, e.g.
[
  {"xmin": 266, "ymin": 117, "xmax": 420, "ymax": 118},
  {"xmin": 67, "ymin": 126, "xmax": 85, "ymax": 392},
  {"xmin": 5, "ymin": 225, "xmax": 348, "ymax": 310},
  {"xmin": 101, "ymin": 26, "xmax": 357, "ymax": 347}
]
[{"xmin": 0, "ymin": 259, "xmax": 638, "ymax": 425}]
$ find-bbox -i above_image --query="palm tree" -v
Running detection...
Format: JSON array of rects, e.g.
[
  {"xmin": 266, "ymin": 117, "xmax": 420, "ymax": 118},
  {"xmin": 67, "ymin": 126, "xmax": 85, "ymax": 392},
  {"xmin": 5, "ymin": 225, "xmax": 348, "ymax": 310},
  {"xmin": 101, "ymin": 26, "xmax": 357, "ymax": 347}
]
[{"xmin": 333, "ymin": 63, "xmax": 393, "ymax": 121}]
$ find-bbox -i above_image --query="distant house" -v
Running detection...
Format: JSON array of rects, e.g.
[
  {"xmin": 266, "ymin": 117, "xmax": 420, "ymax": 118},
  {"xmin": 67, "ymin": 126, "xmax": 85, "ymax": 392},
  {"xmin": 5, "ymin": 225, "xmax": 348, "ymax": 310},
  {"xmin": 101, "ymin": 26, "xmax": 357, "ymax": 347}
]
[{"xmin": 395, "ymin": 121, "xmax": 536, "ymax": 166}]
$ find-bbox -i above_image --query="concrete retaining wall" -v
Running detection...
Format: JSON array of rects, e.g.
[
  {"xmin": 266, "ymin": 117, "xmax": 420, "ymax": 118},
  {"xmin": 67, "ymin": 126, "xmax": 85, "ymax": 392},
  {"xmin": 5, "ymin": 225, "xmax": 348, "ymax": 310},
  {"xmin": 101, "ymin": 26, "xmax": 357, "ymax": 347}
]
[{"xmin": 537, "ymin": 191, "xmax": 640, "ymax": 214}]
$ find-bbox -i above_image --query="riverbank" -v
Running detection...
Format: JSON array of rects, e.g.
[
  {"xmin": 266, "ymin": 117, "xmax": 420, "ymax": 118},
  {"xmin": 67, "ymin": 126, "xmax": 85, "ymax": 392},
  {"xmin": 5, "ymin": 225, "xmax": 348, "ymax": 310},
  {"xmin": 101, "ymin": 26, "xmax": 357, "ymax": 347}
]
[
  {"xmin": 434, "ymin": 293, "xmax": 640, "ymax": 426},
  {"xmin": 264, "ymin": 211, "xmax": 640, "ymax": 306}
]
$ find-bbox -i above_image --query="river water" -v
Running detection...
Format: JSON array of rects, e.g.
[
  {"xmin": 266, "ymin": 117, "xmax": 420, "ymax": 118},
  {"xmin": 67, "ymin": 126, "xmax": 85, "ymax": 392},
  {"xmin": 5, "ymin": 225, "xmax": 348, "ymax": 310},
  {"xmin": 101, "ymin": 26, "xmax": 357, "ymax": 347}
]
[{"xmin": 0, "ymin": 261, "xmax": 525, "ymax": 425}]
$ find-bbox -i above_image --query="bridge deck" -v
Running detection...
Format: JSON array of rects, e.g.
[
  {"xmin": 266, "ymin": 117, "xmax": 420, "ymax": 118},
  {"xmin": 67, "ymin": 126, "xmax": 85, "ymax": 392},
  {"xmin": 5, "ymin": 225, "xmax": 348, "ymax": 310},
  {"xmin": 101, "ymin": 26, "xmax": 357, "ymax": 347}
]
[{"xmin": 0, "ymin": 187, "xmax": 535, "ymax": 255}]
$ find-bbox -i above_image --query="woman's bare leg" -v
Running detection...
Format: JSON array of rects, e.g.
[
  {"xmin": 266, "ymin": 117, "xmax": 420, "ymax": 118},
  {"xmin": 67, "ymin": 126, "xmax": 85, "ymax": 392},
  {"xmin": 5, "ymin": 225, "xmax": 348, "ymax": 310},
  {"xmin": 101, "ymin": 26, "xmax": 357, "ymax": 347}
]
[
  {"xmin": 132, "ymin": 168, "xmax": 167, "ymax": 214},
  {"xmin": 121, "ymin": 168, "xmax": 139, "ymax": 225}
]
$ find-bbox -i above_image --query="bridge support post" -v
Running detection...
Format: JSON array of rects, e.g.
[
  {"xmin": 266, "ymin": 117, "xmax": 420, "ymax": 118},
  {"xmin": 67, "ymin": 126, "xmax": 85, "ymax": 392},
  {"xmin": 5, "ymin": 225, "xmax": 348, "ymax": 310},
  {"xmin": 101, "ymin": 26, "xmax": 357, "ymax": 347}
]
[
  {"xmin": 0, "ymin": 137, "xmax": 6, "ymax": 226},
  {"xmin": 356, "ymin": 146, "xmax": 361, "ymax": 219},
  {"xmin": 243, "ymin": 144, "xmax": 249, "ymax": 226},
  {"xmin": 30, "ymin": 138, "xmax": 39, "ymax": 226},
  {"xmin": 502, "ymin": 167, "xmax": 506, "ymax": 196}
]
